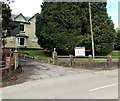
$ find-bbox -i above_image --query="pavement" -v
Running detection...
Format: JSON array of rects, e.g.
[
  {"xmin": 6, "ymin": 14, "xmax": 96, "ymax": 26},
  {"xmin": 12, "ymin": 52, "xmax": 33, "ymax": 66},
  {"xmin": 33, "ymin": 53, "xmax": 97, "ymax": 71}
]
[{"xmin": 1, "ymin": 68, "xmax": 118, "ymax": 99}]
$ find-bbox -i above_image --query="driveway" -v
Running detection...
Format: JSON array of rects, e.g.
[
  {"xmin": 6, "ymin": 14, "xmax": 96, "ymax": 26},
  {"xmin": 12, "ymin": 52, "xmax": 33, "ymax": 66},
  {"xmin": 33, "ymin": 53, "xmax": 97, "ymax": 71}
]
[
  {"xmin": 4, "ymin": 58, "xmax": 96, "ymax": 85},
  {"xmin": 1, "ymin": 68, "xmax": 118, "ymax": 99}
]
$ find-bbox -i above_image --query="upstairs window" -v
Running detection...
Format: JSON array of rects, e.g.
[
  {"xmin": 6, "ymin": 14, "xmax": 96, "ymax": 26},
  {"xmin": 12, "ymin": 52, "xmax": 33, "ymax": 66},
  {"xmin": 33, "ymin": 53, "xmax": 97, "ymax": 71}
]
[
  {"xmin": 32, "ymin": 38, "xmax": 38, "ymax": 42},
  {"xmin": 20, "ymin": 24, "xmax": 24, "ymax": 32}
]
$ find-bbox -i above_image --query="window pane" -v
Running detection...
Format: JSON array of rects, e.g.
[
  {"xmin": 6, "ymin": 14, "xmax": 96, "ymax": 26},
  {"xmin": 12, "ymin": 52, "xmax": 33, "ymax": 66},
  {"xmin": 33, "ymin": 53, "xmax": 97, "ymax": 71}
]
[
  {"xmin": 20, "ymin": 24, "xmax": 24, "ymax": 31},
  {"xmin": 32, "ymin": 38, "xmax": 38, "ymax": 42},
  {"xmin": 20, "ymin": 38, "xmax": 24, "ymax": 45}
]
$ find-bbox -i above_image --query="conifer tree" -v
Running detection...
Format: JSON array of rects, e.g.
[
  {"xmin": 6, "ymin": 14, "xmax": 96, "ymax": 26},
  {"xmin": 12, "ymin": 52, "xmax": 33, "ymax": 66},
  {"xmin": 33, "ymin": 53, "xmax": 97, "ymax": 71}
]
[{"xmin": 36, "ymin": 2, "xmax": 116, "ymax": 55}]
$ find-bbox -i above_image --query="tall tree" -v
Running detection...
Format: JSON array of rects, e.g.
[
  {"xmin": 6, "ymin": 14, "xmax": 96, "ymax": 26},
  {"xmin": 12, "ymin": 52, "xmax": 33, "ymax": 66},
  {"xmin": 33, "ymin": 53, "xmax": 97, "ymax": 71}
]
[
  {"xmin": 0, "ymin": 0, "xmax": 15, "ymax": 48},
  {"xmin": 36, "ymin": 2, "xmax": 91, "ymax": 54},
  {"xmin": 36, "ymin": 2, "xmax": 116, "ymax": 55},
  {"xmin": 2, "ymin": 1, "xmax": 12, "ymax": 37},
  {"xmin": 91, "ymin": 2, "xmax": 116, "ymax": 55},
  {"xmin": 114, "ymin": 30, "xmax": 120, "ymax": 50}
]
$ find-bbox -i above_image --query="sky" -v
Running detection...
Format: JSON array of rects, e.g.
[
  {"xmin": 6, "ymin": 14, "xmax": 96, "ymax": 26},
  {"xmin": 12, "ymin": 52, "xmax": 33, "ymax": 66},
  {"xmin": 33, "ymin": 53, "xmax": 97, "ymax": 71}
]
[{"xmin": 9, "ymin": 0, "xmax": 119, "ymax": 29}]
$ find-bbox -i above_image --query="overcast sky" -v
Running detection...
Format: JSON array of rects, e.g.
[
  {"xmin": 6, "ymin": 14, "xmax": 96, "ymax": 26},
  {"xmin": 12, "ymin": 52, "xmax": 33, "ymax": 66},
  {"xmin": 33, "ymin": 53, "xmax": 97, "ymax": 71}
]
[{"xmin": 9, "ymin": 0, "xmax": 119, "ymax": 28}]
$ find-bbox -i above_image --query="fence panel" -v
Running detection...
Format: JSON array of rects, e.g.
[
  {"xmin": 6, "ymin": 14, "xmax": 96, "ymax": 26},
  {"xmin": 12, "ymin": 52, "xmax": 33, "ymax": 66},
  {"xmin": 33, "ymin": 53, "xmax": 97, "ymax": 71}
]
[{"xmin": 55, "ymin": 55, "xmax": 119, "ymax": 69}]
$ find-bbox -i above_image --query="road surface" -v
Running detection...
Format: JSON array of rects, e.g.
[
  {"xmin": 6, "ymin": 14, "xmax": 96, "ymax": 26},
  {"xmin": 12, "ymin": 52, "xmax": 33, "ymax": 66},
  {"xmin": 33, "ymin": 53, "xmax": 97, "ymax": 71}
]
[{"xmin": 1, "ymin": 69, "xmax": 118, "ymax": 99}]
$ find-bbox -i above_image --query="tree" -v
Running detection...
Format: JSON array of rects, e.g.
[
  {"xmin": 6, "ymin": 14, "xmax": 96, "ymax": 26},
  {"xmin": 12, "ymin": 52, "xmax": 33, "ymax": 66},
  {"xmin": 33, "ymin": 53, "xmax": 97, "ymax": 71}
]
[
  {"xmin": 36, "ymin": 2, "xmax": 91, "ymax": 54},
  {"xmin": 91, "ymin": 2, "xmax": 116, "ymax": 55},
  {"xmin": 114, "ymin": 30, "xmax": 120, "ymax": 50},
  {"xmin": 2, "ymin": 1, "xmax": 12, "ymax": 37},
  {"xmin": 0, "ymin": 0, "xmax": 14, "ymax": 48},
  {"xmin": 36, "ymin": 2, "xmax": 116, "ymax": 55}
]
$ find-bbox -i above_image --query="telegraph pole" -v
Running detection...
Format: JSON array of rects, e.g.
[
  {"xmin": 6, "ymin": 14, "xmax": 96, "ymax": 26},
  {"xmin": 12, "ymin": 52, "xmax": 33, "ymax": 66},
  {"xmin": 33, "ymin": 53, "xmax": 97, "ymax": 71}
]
[
  {"xmin": 89, "ymin": 2, "xmax": 95, "ymax": 59},
  {"xmin": 0, "ymin": 2, "xmax": 2, "ymax": 49}
]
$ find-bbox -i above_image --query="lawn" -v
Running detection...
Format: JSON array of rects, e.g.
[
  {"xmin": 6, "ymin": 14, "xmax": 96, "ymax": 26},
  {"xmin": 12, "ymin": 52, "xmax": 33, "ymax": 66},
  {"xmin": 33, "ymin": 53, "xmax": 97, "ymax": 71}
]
[
  {"xmin": 18, "ymin": 50, "xmax": 52, "ymax": 63},
  {"xmin": 59, "ymin": 51, "xmax": 120, "ymax": 62},
  {"xmin": 18, "ymin": 50, "xmax": 119, "ymax": 63},
  {"xmin": 110, "ymin": 50, "xmax": 120, "ymax": 56}
]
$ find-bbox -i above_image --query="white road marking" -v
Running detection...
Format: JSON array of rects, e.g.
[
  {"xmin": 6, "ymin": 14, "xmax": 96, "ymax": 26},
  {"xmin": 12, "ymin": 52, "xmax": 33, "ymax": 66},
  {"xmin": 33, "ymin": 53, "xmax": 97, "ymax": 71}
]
[{"xmin": 89, "ymin": 83, "xmax": 119, "ymax": 91}]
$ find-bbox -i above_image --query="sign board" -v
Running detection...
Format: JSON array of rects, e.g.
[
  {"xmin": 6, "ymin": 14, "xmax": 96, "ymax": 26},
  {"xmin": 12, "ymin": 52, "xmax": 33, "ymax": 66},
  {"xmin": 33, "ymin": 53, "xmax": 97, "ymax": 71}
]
[{"xmin": 75, "ymin": 47, "xmax": 85, "ymax": 56}]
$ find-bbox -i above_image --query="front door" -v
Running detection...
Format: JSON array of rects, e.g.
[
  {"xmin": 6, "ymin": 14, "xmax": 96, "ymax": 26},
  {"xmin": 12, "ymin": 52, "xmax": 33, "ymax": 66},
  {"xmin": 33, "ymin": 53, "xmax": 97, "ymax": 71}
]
[
  {"xmin": 17, "ymin": 37, "xmax": 27, "ymax": 47},
  {"xmin": 20, "ymin": 38, "xmax": 25, "ymax": 46}
]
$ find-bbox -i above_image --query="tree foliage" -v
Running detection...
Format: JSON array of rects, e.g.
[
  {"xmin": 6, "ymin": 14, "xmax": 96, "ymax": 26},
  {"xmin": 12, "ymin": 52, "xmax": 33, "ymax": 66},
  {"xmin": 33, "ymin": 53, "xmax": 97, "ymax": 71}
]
[
  {"xmin": 114, "ymin": 31, "xmax": 120, "ymax": 50},
  {"xmin": 1, "ymin": 1, "xmax": 12, "ymax": 37},
  {"xmin": 36, "ymin": 2, "xmax": 116, "ymax": 55}
]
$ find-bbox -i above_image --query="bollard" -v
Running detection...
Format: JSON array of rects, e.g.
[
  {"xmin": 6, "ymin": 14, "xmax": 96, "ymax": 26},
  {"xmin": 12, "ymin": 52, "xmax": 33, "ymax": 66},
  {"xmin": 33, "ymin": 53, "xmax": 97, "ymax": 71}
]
[
  {"xmin": 88, "ymin": 55, "xmax": 92, "ymax": 62},
  {"xmin": 70, "ymin": 55, "xmax": 74, "ymax": 67}
]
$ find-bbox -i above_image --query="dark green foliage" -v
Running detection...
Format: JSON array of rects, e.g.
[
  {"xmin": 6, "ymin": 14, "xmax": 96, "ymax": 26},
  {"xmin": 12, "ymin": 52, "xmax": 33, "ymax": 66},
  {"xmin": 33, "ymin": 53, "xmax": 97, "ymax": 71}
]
[
  {"xmin": 114, "ymin": 31, "xmax": 120, "ymax": 50},
  {"xmin": 91, "ymin": 2, "xmax": 116, "ymax": 55},
  {"xmin": 2, "ymin": 2, "xmax": 12, "ymax": 37},
  {"xmin": 36, "ymin": 2, "xmax": 116, "ymax": 55}
]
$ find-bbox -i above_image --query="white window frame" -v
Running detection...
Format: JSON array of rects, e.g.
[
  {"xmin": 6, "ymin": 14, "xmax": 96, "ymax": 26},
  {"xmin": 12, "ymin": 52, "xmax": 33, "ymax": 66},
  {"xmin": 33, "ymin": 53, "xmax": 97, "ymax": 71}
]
[
  {"xmin": 16, "ymin": 37, "xmax": 27, "ymax": 47},
  {"xmin": 9, "ymin": 37, "xmax": 14, "ymax": 42},
  {"xmin": 31, "ymin": 38, "xmax": 38, "ymax": 42},
  {"xmin": 20, "ymin": 24, "xmax": 25, "ymax": 32}
]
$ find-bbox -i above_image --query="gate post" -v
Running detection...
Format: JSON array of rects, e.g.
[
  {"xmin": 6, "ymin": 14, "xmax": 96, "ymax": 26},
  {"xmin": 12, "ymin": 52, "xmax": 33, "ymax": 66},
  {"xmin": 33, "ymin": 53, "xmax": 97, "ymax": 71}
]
[
  {"xmin": 107, "ymin": 55, "xmax": 112, "ymax": 68},
  {"xmin": 70, "ymin": 55, "xmax": 74, "ymax": 67},
  {"xmin": 13, "ymin": 52, "xmax": 19, "ymax": 69},
  {"xmin": 88, "ymin": 55, "xmax": 92, "ymax": 62},
  {"xmin": 6, "ymin": 57, "xmax": 11, "ymax": 73},
  {"xmin": 52, "ymin": 48, "xmax": 57, "ymax": 65},
  {"xmin": 107, "ymin": 55, "xmax": 112, "ymax": 62}
]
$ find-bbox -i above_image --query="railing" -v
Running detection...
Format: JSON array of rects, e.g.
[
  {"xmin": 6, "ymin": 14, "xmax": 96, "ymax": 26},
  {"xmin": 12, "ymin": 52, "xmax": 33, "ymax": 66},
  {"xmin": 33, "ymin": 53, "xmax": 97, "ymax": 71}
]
[
  {"xmin": 0, "ymin": 61, "xmax": 6, "ymax": 68},
  {"xmin": 0, "ymin": 49, "xmax": 19, "ymax": 81},
  {"xmin": 52, "ymin": 51, "xmax": 120, "ymax": 69}
]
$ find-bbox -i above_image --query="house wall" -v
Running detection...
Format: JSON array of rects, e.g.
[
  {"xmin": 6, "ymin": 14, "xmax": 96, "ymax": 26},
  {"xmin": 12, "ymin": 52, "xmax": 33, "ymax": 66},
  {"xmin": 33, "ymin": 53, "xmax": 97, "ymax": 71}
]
[
  {"xmin": 14, "ymin": 15, "xmax": 26, "ymax": 22},
  {"xmin": 6, "ymin": 36, "xmax": 16, "ymax": 48},
  {"xmin": 25, "ymin": 16, "xmax": 42, "ymax": 49},
  {"xmin": 6, "ymin": 14, "xmax": 42, "ymax": 49}
]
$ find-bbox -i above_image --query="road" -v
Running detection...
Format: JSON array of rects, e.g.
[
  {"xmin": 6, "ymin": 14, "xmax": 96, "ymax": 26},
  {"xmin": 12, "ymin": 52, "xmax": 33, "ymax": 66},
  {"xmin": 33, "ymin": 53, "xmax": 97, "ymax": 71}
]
[{"xmin": 1, "ymin": 69, "xmax": 118, "ymax": 99}]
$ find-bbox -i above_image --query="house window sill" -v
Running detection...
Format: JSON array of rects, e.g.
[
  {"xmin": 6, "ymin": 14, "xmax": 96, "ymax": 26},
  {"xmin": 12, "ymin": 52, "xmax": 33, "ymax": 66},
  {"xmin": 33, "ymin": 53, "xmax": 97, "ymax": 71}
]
[
  {"xmin": 17, "ymin": 45, "xmax": 27, "ymax": 47},
  {"xmin": 20, "ymin": 31, "xmax": 25, "ymax": 33}
]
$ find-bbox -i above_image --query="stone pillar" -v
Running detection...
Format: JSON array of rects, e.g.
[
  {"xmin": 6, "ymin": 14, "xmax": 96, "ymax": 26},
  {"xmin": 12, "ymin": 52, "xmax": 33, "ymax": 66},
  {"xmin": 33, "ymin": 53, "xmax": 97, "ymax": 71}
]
[
  {"xmin": 13, "ymin": 52, "xmax": 19, "ymax": 69},
  {"xmin": 70, "ymin": 55, "xmax": 74, "ymax": 67},
  {"xmin": 107, "ymin": 55, "xmax": 112, "ymax": 68},
  {"xmin": 13, "ymin": 52, "xmax": 19, "ymax": 58},
  {"xmin": 107, "ymin": 55, "xmax": 112, "ymax": 62},
  {"xmin": 52, "ymin": 48, "xmax": 57, "ymax": 65},
  {"xmin": 88, "ymin": 55, "xmax": 92, "ymax": 62},
  {"xmin": 6, "ymin": 57, "xmax": 11, "ymax": 72}
]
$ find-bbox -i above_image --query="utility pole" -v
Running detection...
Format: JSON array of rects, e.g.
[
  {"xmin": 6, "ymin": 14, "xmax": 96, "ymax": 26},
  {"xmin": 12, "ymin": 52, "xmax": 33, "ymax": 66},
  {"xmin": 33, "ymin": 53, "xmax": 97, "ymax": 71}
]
[
  {"xmin": 0, "ymin": 2, "xmax": 2, "ymax": 49},
  {"xmin": 0, "ymin": 2, "xmax": 2, "ymax": 64},
  {"xmin": 89, "ymin": 2, "xmax": 95, "ymax": 59}
]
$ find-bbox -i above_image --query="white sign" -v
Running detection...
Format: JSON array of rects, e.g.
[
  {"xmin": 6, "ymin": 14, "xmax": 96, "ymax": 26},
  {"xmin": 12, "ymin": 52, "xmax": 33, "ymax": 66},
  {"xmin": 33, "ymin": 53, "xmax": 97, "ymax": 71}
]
[{"xmin": 75, "ymin": 47, "xmax": 85, "ymax": 56}]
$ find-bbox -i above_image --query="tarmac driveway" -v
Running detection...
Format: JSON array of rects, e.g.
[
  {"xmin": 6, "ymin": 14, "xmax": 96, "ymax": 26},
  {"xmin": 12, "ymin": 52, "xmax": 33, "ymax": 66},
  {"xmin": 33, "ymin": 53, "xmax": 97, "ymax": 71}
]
[
  {"xmin": 19, "ymin": 58, "xmax": 95, "ymax": 82},
  {"xmin": 1, "ymin": 58, "xmax": 117, "ymax": 87}
]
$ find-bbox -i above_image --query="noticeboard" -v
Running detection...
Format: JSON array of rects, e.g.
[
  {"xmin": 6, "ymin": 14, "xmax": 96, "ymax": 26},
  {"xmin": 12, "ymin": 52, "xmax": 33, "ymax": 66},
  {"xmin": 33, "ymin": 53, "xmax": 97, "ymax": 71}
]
[{"xmin": 75, "ymin": 47, "xmax": 85, "ymax": 56}]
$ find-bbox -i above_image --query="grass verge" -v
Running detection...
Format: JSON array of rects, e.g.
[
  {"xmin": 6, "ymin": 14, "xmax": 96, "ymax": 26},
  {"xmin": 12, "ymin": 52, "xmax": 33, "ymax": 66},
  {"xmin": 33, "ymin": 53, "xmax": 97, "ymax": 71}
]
[
  {"xmin": 18, "ymin": 50, "xmax": 119, "ymax": 63},
  {"xmin": 18, "ymin": 50, "xmax": 52, "ymax": 63}
]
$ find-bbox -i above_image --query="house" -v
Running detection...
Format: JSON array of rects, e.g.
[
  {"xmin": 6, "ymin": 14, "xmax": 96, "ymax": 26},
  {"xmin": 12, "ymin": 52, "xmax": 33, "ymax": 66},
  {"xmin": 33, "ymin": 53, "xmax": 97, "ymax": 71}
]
[
  {"xmin": 5, "ymin": 13, "xmax": 42, "ymax": 49},
  {"xmin": 116, "ymin": 28, "xmax": 120, "ymax": 32}
]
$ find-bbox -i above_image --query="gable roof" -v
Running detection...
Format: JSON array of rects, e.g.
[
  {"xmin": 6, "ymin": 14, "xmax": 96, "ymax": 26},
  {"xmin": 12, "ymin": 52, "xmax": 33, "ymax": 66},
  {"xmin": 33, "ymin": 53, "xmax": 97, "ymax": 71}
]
[
  {"xmin": 11, "ymin": 13, "xmax": 39, "ymax": 22},
  {"xmin": 28, "ymin": 13, "xmax": 39, "ymax": 21},
  {"xmin": 14, "ymin": 13, "xmax": 27, "ymax": 21}
]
